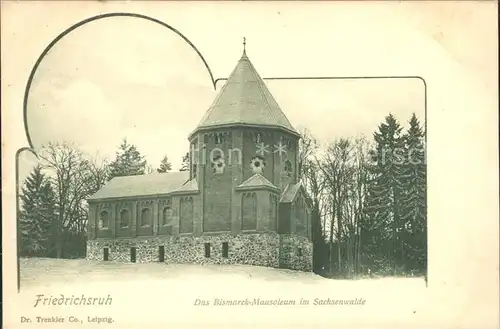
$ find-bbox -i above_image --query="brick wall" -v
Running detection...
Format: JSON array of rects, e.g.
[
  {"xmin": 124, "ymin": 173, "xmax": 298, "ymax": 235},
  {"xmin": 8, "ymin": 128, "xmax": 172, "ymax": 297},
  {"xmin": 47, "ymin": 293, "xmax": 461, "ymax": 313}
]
[
  {"xmin": 90, "ymin": 196, "xmax": 186, "ymax": 240},
  {"xmin": 201, "ymin": 131, "xmax": 233, "ymax": 232},
  {"xmin": 179, "ymin": 196, "xmax": 194, "ymax": 233},
  {"xmin": 87, "ymin": 126, "xmax": 311, "ymax": 272}
]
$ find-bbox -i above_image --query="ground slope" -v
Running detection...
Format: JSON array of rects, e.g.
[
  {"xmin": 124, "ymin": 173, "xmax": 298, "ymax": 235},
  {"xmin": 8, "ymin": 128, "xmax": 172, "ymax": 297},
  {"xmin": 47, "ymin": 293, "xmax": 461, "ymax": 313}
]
[
  {"xmin": 19, "ymin": 257, "xmax": 327, "ymax": 288},
  {"xmin": 6, "ymin": 258, "xmax": 443, "ymax": 329}
]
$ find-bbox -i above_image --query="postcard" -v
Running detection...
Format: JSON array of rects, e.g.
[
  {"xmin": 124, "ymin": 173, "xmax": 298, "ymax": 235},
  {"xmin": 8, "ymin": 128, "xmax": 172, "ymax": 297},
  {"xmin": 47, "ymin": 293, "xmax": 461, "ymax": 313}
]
[{"xmin": 2, "ymin": 1, "xmax": 498, "ymax": 329}]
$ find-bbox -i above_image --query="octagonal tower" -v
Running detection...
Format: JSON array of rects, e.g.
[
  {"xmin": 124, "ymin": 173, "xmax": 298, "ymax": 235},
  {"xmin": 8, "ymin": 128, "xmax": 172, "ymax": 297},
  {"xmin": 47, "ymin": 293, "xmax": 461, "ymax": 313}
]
[{"xmin": 188, "ymin": 46, "xmax": 300, "ymax": 235}]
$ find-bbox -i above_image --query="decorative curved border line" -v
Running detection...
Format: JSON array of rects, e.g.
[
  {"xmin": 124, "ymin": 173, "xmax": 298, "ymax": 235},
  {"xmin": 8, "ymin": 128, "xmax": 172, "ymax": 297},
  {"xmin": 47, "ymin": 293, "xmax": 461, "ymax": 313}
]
[
  {"xmin": 16, "ymin": 12, "xmax": 428, "ymax": 292},
  {"xmin": 16, "ymin": 147, "xmax": 35, "ymax": 293},
  {"xmin": 22, "ymin": 12, "xmax": 217, "ymax": 152},
  {"xmin": 18, "ymin": 12, "xmax": 218, "ymax": 292},
  {"xmin": 216, "ymin": 76, "xmax": 427, "ymax": 142}
]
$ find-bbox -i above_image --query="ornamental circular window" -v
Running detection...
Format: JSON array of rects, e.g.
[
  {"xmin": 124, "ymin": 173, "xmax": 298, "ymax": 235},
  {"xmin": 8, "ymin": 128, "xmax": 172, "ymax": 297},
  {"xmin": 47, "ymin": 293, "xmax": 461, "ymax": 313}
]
[
  {"xmin": 212, "ymin": 154, "xmax": 225, "ymax": 174},
  {"xmin": 251, "ymin": 156, "xmax": 266, "ymax": 174}
]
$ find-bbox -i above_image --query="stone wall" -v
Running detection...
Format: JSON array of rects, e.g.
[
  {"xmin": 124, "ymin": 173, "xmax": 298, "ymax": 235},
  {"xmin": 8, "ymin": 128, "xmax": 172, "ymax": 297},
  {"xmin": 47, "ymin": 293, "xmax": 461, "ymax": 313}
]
[
  {"xmin": 278, "ymin": 234, "xmax": 313, "ymax": 272},
  {"xmin": 87, "ymin": 233, "xmax": 281, "ymax": 267},
  {"xmin": 87, "ymin": 233, "xmax": 312, "ymax": 272}
]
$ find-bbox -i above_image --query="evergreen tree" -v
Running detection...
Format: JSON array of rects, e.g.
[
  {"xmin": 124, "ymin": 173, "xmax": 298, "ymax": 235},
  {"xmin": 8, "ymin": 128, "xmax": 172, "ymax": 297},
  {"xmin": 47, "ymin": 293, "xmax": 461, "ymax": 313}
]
[
  {"xmin": 400, "ymin": 113, "xmax": 427, "ymax": 273},
  {"xmin": 179, "ymin": 152, "xmax": 190, "ymax": 172},
  {"xmin": 157, "ymin": 155, "xmax": 172, "ymax": 173},
  {"xmin": 108, "ymin": 138, "xmax": 147, "ymax": 180},
  {"xmin": 19, "ymin": 165, "xmax": 56, "ymax": 256},
  {"xmin": 362, "ymin": 114, "xmax": 405, "ymax": 274}
]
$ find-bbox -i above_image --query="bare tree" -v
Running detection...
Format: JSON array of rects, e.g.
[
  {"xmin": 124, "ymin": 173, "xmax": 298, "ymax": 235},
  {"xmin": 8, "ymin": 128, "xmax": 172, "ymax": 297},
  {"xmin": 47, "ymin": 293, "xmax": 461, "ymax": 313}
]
[
  {"xmin": 299, "ymin": 129, "xmax": 329, "ymax": 273},
  {"xmin": 320, "ymin": 138, "xmax": 356, "ymax": 276},
  {"xmin": 318, "ymin": 135, "xmax": 372, "ymax": 277},
  {"xmin": 85, "ymin": 155, "xmax": 109, "ymax": 192},
  {"xmin": 38, "ymin": 142, "xmax": 108, "ymax": 258}
]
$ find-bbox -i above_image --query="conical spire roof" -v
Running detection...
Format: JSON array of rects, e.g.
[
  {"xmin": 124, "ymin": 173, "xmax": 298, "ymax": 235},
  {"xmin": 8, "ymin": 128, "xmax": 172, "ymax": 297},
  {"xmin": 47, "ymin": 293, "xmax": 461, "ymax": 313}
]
[{"xmin": 191, "ymin": 45, "xmax": 298, "ymax": 137}]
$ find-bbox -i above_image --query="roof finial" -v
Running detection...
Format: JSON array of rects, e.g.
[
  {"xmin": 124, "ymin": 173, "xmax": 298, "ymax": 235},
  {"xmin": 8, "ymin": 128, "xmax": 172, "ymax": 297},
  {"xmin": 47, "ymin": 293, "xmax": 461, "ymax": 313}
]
[{"xmin": 243, "ymin": 37, "xmax": 246, "ymax": 54}]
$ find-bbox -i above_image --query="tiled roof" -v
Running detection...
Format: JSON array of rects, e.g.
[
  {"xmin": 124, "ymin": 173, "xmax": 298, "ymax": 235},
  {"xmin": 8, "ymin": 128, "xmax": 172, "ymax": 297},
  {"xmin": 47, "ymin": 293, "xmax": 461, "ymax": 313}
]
[
  {"xmin": 88, "ymin": 172, "xmax": 190, "ymax": 200},
  {"xmin": 280, "ymin": 183, "xmax": 303, "ymax": 203},
  {"xmin": 236, "ymin": 174, "xmax": 278, "ymax": 190},
  {"xmin": 192, "ymin": 51, "xmax": 298, "ymax": 136}
]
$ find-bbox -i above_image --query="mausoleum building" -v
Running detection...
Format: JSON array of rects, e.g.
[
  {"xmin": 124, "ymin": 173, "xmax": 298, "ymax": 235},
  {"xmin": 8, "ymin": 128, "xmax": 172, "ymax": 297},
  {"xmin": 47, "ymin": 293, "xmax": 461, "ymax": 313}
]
[{"xmin": 86, "ymin": 45, "xmax": 313, "ymax": 271}]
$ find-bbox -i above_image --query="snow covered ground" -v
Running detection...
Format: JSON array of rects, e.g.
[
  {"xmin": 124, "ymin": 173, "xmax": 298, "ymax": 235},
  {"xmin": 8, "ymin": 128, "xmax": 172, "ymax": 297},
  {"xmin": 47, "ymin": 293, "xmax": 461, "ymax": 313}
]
[{"xmin": 2, "ymin": 258, "xmax": 486, "ymax": 329}]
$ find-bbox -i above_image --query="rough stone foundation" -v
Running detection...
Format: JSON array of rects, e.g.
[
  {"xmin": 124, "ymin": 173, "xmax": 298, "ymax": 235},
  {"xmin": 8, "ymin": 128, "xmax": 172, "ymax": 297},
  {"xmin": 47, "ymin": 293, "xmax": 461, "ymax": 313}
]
[
  {"xmin": 87, "ymin": 233, "xmax": 312, "ymax": 271},
  {"xmin": 279, "ymin": 235, "xmax": 313, "ymax": 272}
]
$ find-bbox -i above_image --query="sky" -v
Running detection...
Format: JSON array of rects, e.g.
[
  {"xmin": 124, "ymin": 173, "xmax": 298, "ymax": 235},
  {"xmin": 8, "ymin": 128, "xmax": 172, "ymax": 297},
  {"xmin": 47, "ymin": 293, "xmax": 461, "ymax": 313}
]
[
  {"xmin": 5, "ymin": 1, "xmax": 495, "ymax": 190},
  {"xmin": 21, "ymin": 7, "xmax": 426, "ymax": 181}
]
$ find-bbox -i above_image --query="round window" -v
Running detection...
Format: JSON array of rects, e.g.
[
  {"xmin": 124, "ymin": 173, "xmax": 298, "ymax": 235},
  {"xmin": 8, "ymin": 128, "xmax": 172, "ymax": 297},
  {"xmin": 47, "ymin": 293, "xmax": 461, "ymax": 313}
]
[{"xmin": 251, "ymin": 156, "xmax": 265, "ymax": 174}]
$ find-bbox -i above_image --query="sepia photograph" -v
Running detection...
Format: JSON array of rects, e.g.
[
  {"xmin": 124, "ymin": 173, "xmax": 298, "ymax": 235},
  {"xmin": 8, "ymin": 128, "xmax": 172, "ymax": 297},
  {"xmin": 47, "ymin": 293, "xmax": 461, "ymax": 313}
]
[
  {"xmin": 18, "ymin": 14, "xmax": 426, "ymax": 281},
  {"xmin": 2, "ymin": 1, "xmax": 498, "ymax": 329}
]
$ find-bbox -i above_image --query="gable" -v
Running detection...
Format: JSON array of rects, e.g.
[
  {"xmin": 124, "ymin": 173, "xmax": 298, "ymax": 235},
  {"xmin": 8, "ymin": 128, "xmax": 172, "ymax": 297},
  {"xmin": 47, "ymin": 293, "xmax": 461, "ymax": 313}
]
[
  {"xmin": 236, "ymin": 173, "xmax": 278, "ymax": 192},
  {"xmin": 280, "ymin": 183, "xmax": 301, "ymax": 203},
  {"xmin": 280, "ymin": 183, "xmax": 310, "ymax": 207},
  {"xmin": 172, "ymin": 178, "xmax": 199, "ymax": 195}
]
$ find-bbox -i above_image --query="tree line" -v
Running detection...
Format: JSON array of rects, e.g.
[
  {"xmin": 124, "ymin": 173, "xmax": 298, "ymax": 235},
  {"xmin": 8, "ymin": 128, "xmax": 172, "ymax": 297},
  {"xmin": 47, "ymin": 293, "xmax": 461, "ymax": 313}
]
[
  {"xmin": 300, "ymin": 113, "xmax": 426, "ymax": 277},
  {"xmin": 20, "ymin": 112, "xmax": 426, "ymax": 278},
  {"xmin": 19, "ymin": 138, "xmax": 186, "ymax": 258}
]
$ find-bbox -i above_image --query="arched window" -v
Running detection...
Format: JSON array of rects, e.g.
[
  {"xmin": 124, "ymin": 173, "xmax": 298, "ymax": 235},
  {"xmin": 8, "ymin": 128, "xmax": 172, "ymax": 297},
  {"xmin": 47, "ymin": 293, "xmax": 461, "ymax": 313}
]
[
  {"xmin": 268, "ymin": 194, "xmax": 278, "ymax": 230},
  {"xmin": 162, "ymin": 207, "xmax": 173, "ymax": 226},
  {"xmin": 284, "ymin": 160, "xmax": 293, "ymax": 177},
  {"xmin": 98, "ymin": 210, "xmax": 109, "ymax": 229},
  {"xmin": 268, "ymin": 194, "xmax": 273, "ymax": 219},
  {"xmin": 215, "ymin": 133, "xmax": 224, "ymax": 144},
  {"xmin": 275, "ymin": 196, "xmax": 279, "ymax": 226},
  {"xmin": 120, "ymin": 209, "xmax": 129, "ymax": 228},
  {"xmin": 255, "ymin": 132, "xmax": 263, "ymax": 144},
  {"xmin": 242, "ymin": 193, "xmax": 257, "ymax": 230},
  {"xmin": 179, "ymin": 197, "xmax": 194, "ymax": 233},
  {"xmin": 141, "ymin": 208, "xmax": 152, "ymax": 227},
  {"xmin": 192, "ymin": 164, "xmax": 198, "ymax": 178},
  {"xmin": 268, "ymin": 194, "xmax": 274, "ymax": 219},
  {"xmin": 295, "ymin": 195, "xmax": 306, "ymax": 235},
  {"xmin": 305, "ymin": 206, "xmax": 310, "ymax": 237}
]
